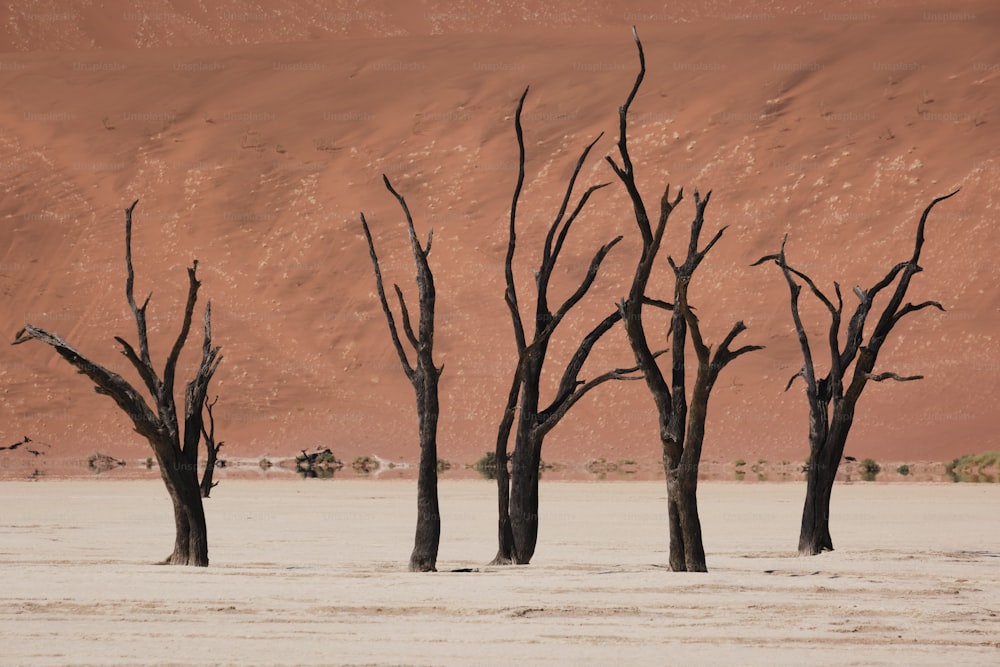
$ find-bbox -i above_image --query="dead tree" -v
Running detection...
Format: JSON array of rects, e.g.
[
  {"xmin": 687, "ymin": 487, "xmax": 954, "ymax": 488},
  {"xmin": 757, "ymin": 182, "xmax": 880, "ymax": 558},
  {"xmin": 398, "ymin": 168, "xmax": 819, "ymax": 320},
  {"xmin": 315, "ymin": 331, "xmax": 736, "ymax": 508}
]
[
  {"xmin": 492, "ymin": 88, "xmax": 644, "ymax": 565},
  {"xmin": 607, "ymin": 29, "xmax": 762, "ymax": 572},
  {"xmin": 753, "ymin": 190, "xmax": 958, "ymax": 555},
  {"xmin": 361, "ymin": 175, "xmax": 442, "ymax": 572},
  {"xmin": 199, "ymin": 395, "xmax": 223, "ymax": 498},
  {"xmin": 13, "ymin": 200, "xmax": 221, "ymax": 565}
]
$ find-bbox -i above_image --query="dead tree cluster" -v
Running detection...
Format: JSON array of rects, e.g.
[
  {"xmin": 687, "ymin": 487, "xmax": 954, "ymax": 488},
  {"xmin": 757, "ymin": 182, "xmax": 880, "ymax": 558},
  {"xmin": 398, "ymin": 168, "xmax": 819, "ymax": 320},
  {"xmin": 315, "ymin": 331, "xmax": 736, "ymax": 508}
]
[
  {"xmin": 12, "ymin": 30, "xmax": 958, "ymax": 572},
  {"xmin": 359, "ymin": 28, "xmax": 956, "ymax": 571}
]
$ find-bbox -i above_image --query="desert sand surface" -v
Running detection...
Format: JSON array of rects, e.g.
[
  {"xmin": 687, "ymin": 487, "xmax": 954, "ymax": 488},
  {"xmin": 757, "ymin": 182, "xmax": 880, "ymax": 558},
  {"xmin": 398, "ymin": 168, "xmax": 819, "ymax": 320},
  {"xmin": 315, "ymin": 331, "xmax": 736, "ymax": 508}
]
[
  {"xmin": 1, "ymin": 1, "xmax": 998, "ymax": 473},
  {"xmin": 1, "ymin": 479, "xmax": 998, "ymax": 665}
]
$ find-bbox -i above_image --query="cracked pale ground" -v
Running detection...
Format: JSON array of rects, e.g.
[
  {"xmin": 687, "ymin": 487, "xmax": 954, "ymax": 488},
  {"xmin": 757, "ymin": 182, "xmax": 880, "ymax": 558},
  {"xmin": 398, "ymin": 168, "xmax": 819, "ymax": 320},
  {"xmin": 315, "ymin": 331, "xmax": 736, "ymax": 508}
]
[{"xmin": 1, "ymin": 480, "xmax": 997, "ymax": 666}]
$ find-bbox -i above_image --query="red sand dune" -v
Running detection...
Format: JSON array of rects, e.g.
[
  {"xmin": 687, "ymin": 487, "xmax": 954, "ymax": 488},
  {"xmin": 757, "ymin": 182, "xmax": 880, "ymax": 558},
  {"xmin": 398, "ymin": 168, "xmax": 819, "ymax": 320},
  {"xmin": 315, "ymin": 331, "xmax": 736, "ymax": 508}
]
[{"xmin": 1, "ymin": 0, "xmax": 997, "ymax": 476}]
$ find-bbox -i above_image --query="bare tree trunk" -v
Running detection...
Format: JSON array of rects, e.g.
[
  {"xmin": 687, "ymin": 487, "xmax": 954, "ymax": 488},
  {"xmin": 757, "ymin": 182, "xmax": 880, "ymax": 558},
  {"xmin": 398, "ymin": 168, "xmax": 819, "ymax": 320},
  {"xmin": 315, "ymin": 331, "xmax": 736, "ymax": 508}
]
[
  {"xmin": 409, "ymin": 382, "xmax": 441, "ymax": 572},
  {"xmin": 492, "ymin": 462, "xmax": 515, "ymax": 565},
  {"xmin": 799, "ymin": 448, "xmax": 835, "ymax": 555},
  {"xmin": 672, "ymin": 474, "xmax": 706, "ymax": 572},
  {"xmin": 798, "ymin": 417, "xmax": 850, "ymax": 554},
  {"xmin": 662, "ymin": 454, "xmax": 687, "ymax": 571},
  {"xmin": 491, "ymin": 365, "xmax": 519, "ymax": 565},
  {"xmin": 508, "ymin": 428, "xmax": 542, "ymax": 564},
  {"xmin": 675, "ymin": 375, "xmax": 709, "ymax": 571},
  {"xmin": 159, "ymin": 447, "xmax": 209, "ymax": 565}
]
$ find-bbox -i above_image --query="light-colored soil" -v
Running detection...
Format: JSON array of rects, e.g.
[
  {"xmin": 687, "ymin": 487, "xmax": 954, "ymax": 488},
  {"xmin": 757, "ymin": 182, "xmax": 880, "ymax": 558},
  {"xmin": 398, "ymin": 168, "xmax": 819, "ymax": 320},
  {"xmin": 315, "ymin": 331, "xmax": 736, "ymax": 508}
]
[{"xmin": 1, "ymin": 479, "xmax": 997, "ymax": 665}]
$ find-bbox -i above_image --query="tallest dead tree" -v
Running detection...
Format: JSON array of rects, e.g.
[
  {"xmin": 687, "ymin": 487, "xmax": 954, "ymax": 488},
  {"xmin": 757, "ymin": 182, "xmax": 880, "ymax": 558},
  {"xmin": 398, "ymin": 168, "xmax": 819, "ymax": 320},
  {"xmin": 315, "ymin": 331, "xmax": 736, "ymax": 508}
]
[
  {"xmin": 14, "ymin": 200, "xmax": 221, "ymax": 566},
  {"xmin": 608, "ymin": 29, "xmax": 762, "ymax": 572},
  {"xmin": 754, "ymin": 190, "xmax": 958, "ymax": 555}
]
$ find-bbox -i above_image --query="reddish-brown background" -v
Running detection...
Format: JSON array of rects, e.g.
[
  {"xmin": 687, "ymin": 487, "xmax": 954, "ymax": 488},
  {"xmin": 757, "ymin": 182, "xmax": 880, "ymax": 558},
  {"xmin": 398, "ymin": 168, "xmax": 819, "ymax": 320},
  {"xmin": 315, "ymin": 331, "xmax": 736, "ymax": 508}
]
[{"xmin": 1, "ymin": 1, "xmax": 997, "ymax": 475}]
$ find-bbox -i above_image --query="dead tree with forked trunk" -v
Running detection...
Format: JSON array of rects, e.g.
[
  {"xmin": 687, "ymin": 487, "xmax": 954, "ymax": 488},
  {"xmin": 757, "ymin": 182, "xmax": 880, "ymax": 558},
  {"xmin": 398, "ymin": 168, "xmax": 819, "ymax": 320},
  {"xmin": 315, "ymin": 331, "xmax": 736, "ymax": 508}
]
[
  {"xmin": 491, "ymin": 87, "xmax": 646, "ymax": 565},
  {"xmin": 13, "ymin": 200, "xmax": 221, "ymax": 566},
  {"xmin": 753, "ymin": 190, "xmax": 958, "ymax": 555},
  {"xmin": 607, "ymin": 29, "xmax": 762, "ymax": 572},
  {"xmin": 361, "ymin": 175, "xmax": 442, "ymax": 572}
]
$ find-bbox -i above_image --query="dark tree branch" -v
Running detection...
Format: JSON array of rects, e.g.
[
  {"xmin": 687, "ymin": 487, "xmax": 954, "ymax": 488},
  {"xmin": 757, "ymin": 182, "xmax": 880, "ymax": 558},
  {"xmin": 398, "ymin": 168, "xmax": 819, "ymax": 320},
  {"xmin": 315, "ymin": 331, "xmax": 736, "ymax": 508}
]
[
  {"xmin": 687, "ymin": 190, "xmax": 712, "ymax": 256},
  {"xmin": 775, "ymin": 237, "xmax": 819, "ymax": 396},
  {"xmin": 749, "ymin": 253, "xmax": 779, "ymax": 267},
  {"xmin": 118, "ymin": 200, "xmax": 162, "ymax": 401},
  {"xmin": 550, "ymin": 182, "xmax": 611, "ymax": 269},
  {"xmin": 606, "ymin": 27, "xmax": 650, "ymax": 244},
  {"xmin": 655, "ymin": 185, "xmax": 683, "ymax": 253},
  {"xmin": 912, "ymin": 190, "xmax": 960, "ymax": 263},
  {"xmin": 496, "ymin": 351, "xmax": 527, "ymax": 461},
  {"xmin": 643, "ymin": 297, "xmax": 674, "ymax": 311},
  {"xmin": 394, "ymin": 284, "xmax": 421, "ymax": 352},
  {"xmin": 163, "ymin": 263, "xmax": 200, "ymax": 405},
  {"xmin": 863, "ymin": 262, "xmax": 909, "ymax": 304},
  {"xmin": 785, "ymin": 369, "xmax": 805, "ymax": 392},
  {"xmin": 114, "ymin": 335, "xmax": 161, "ymax": 402},
  {"xmin": 866, "ymin": 372, "xmax": 924, "ymax": 382},
  {"xmin": 605, "ymin": 31, "xmax": 686, "ymax": 423},
  {"xmin": 537, "ymin": 133, "xmax": 608, "ymax": 318},
  {"xmin": 751, "ymin": 253, "xmax": 838, "ymax": 316},
  {"xmin": 200, "ymin": 397, "xmax": 222, "ymax": 459},
  {"xmin": 547, "ymin": 235, "xmax": 624, "ymax": 336},
  {"xmin": 544, "ymin": 131, "xmax": 606, "ymax": 264},
  {"xmin": 542, "ymin": 349, "xmax": 665, "ymax": 432},
  {"xmin": 676, "ymin": 282, "xmax": 708, "ymax": 364},
  {"xmin": 713, "ymin": 321, "xmax": 764, "ymax": 372},
  {"xmin": 360, "ymin": 212, "xmax": 414, "ymax": 376},
  {"xmin": 892, "ymin": 300, "xmax": 945, "ymax": 326},
  {"xmin": 382, "ymin": 175, "xmax": 436, "ymax": 353},
  {"xmin": 123, "ymin": 200, "xmax": 154, "ymax": 372},
  {"xmin": 14, "ymin": 325, "xmax": 162, "ymax": 437},
  {"xmin": 667, "ymin": 193, "xmax": 723, "ymax": 284},
  {"xmin": 547, "ymin": 310, "xmax": 623, "ymax": 415},
  {"xmin": 847, "ymin": 190, "xmax": 959, "ymax": 402},
  {"xmin": 505, "ymin": 87, "xmax": 530, "ymax": 356},
  {"xmin": 0, "ymin": 436, "xmax": 30, "ymax": 452},
  {"xmin": 183, "ymin": 303, "xmax": 221, "ymax": 458},
  {"xmin": 699, "ymin": 224, "xmax": 727, "ymax": 261},
  {"xmin": 199, "ymin": 402, "xmax": 222, "ymax": 494},
  {"xmin": 672, "ymin": 191, "xmax": 760, "ymax": 378}
]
